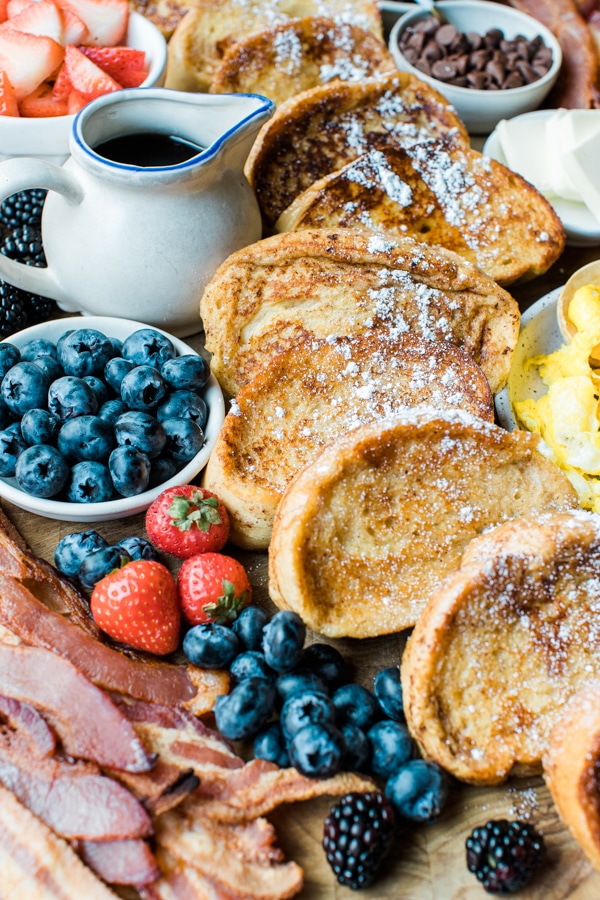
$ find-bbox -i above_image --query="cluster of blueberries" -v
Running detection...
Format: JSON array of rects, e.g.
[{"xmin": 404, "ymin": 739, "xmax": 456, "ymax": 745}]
[
  {"xmin": 0, "ymin": 327, "xmax": 211, "ymax": 501},
  {"xmin": 184, "ymin": 607, "xmax": 450, "ymax": 823},
  {"xmin": 54, "ymin": 528, "xmax": 158, "ymax": 590}
]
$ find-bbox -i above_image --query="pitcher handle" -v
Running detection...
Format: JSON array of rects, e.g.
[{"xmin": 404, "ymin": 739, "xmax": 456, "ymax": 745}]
[{"xmin": 0, "ymin": 157, "xmax": 83, "ymax": 308}]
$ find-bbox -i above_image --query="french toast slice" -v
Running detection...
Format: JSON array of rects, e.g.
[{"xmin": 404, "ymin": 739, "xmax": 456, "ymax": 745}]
[
  {"xmin": 164, "ymin": 0, "xmax": 383, "ymax": 91},
  {"xmin": 244, "ymin": 73, "xmax": 470, "ymax": 229},
  {"xmin": 202, "ymin": 332, "xmax": 494, "ymax": 550},
  {"xmin": 276, "ymin": 142, "xmax": 565, "ymax": 285},
  {"xmin": 199, "ymin": 228, "xmax": 520, "ymax": 397},
  {"xmin": 127, "ymin": 0, "xmax": 192, "ymax": 39},
  {"xmin": 402, "ymin": 510, "xmax": 600, "ymax": 786},
  {"xmin": 543, "ymin": 680, "xmax": 600, "ymax": 872},
  {"xmin": 267, "ymin": 412, "xmax": 578, "ymax": 638},
  {"xmin": 209, "ymin": 17, "xmax": 395, "ymax": 105}
]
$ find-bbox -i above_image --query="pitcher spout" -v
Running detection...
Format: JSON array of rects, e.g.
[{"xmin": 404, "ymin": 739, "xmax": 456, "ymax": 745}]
[{"xmin": 190, "ymin": 92, "xmax": 275, "ymax": 170}]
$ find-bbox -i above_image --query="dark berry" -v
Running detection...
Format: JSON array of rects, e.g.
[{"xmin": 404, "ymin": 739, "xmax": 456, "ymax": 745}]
[
  {"xmin": 302, "ymin": 642, "xmax": 349, "ymax": 690},
  {"xmin": 48, "ymin": 376, "xmax": 98, "ymax": 420},
  {"xmin": 156, "ymin": 390, "xmax": 207, "ymax": 430},
  {"xmin": 183, "ymin": 622, "xmax": 240, "ymax": 669},
  {"xmin": 262, "ymin": 610, "xmax": 306, "ymax": 672},
  {"xmin": 160, "ymin": 354, "xmax": 210, "ymax": 391},
  {"xmin": 161, "ymin": 416, "xmax": 204, "ymax": 462},
  {"xmin": 0, "ymin": 343, "xmax": 20, "ymax": 379},
  {"xmin": 332, "ymin": 683, "xmax": 380, "ymax": 731},
  {"xmin": 108, "ymin": 445, "xmax": 151, "ymax": 497},
  {"xmin": 231, "ymin": 605, "xmax": 268, "ymax": 651},
  {"xmin": 288, "ymin": 722, "xmax": 344, "ymax": 778},
  {"xmin": 57, "ymin": 328, "xmax": 115, "ymax": 378},
  {"xmin": 20, "ymin": 409, "xmax": 60, "ymax": 446},
  {"xmin": 0, "ymin": 189, "xmax": 46, "ymax": 230},
  {"xmin": 116, "ymin": 536, "xmax": 158, "ymax": 561},
  {"xmin": 66, "ymin": 461, "xmax": 114, "ymax": 503},
  {"xmin": 78, "ymin": 545, "xmax": 131, "ymax": 591},
  {"xmin": 374, "ymin": 666, "xmax": 404, "ymax": 721},
  {"xmin": 58, "ymin": 415, "xmax": 114, "ymax": 462},
  {"xmin": 367, "ymin": 720, "xmax": 413, "ymax": 779},
  {"xmin": 213, "ymin": 676, "xmax": 276, "ymax": 741},
  {"xmin": 120, "ymin": 365, "xmax": 167, "ymax": 412},
  {"xmin": 280, "ymin": 689, "xmax": 336, "ymax": 741},
  {"xmin": 0, "ymin": 427, "xmax": 28, "ymax": 476},
  {"xmin": 1, "ymin": 361, "xmax": 50, "ymax": 416},
  {"xmin": 341, "ymin": 724, "xmax": 370, "ymax": 772},
  {"xmin": 323, "ymin": 791, "xmax": 396, "ymax": 890},
  {"xmin": 254, "ymin": 721, "xmax": 289, "ymax": 768},
  {"xmin": 114, "ymin": 410, "xmax": 166, "ymax": 459},
  {"xmin": 385, "ymin": 759, "xmax": 449, "ymax": 823},
  {"xmin": 229, "ymin": 650, "xmax": 273, "ymax": 684},
  {"xmin": 276, "ymin": 668, "xmax": 328, "ymax": 704},
  {"xmin": 54, "ymin": 530, "xmax": 108, "ymax": 579},
  {"xmin": 122, "ymin": 328, "xmax": 176, "ymax": 368},
  {"xmin": 19, "ymin": 338, "xmax": 56, "ymax": 361},
  {"xmin": 15, "ymin": 445, "xmax": 69, "ymax": 498},
  {"xmin": 466, "ymin": 819, "xmax": 546, "ymax": 894}
]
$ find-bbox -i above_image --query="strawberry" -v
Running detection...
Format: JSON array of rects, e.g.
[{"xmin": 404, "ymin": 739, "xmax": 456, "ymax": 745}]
[
  {"xmin": 54, "ymin": 0, "xmax": 88, "ymax": 43},
  {"xmin": 177, "ymin": 552, "xmax": 251, "ymax": 626},
  {"xmin": 81, "ymin": 46, "xmax": 147, "ymax": 87},
  {"xmin": 60, "ymin": 0, "xmax": 128, "ymax": 46},
  {"xmin": 91, "ymin": 559, "xmax": 180, "ymax": 656},
  {"xmin": 20, "ymin": 82, "xmax": 68, "ymax": 116},
  {"xmin": 64, "ymin": 43, "xmax": 121, "ymax": 100},
  {"xmin": 0, "ymin": 69, "xmax": 18, "ymax": 115},
  {"xmin": 145, "ymin": 485, "xmax": 230, "ymax": 559},
  {"xmin": 51, "ymin": 57, "xmax": 72, "ymax": 99},
  {"xmin": 0, "ymin": 28, "xmax": 64, "ymax": 99},
  {"xmin": 0, "ymin": 0, "xmax": 9, "ymax": 22},
  {"xmin": 3, "ymin": 0, "xmax": 65, "ymax": 44}
]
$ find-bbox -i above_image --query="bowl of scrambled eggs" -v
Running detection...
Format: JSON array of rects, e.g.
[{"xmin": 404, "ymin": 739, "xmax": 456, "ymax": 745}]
[{"xmin": 496, "ymin": 269, "xmax": 600, "ymax": 512}]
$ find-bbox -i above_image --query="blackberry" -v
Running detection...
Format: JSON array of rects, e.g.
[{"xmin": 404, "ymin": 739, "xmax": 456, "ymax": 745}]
[
  {"xmin": 0, "ymin": 283, "xmax": 28, "ymax": 338},
  {"xmin": 0, "ymin": 189, "xmax": 47, "ymax": 230},
  {"xmin": 323, "ymin": 791, "xmax": 396, "ymax": 890},
  {"xmin": 1, "ymin": 224, "xmax": 46, "ymax": 267},
  {"xmin": 466, "ymin": 819, "xmax": 546, "ymax": 894}
]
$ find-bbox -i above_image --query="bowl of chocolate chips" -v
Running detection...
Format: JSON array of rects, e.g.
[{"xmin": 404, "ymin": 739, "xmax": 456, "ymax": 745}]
[{"xmin": 389, "ymin": 0, "xmax": 561, "ymax": 134}]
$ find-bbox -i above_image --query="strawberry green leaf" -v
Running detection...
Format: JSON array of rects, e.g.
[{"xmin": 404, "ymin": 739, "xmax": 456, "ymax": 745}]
[
  {"xmin": 168, "ymin": 491, "xmax": 222, "ymax": 533},
  {"xmin": 203, "ymin": 579, "xmax": 249, "ymax": 625}
]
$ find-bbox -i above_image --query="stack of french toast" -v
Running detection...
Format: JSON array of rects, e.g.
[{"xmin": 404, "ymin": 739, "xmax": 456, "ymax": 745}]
[{"xmin": 127, "ymin": 0, "xmax": 600, "ymax": 878}]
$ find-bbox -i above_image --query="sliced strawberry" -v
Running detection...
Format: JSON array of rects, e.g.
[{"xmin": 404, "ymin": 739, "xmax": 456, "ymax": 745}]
[
  {"xmin": 51, "ymin": 57, "xmax": 72, "ymax": 99},
  {"xmin": 56, "ymin": 1, "xmax": 87, "ymax": 44},
  {"xmin": 0, "ymin": 0, "xmax": 9, "ymax": 24},
  {"xmin": 0, "ymin": 69, "xmax": 18, "ymax": 115},
  {"xmin": 61, "ymin": 0, "xmax": 127, "ymax": 46},
  {"xmin": 20, "ymin": 82, "xmax": 68, "ymax": 116},
  {"xmin": 64, "ymin": 43, "xmax": 121, "ymax": 100},
  {"xmin": 0, "ymin": 29, "xmax": 64, "ymax": 99},
  {"xmin": 67, "ymin": 85, "xmax": 86, "ymax": 112},
  {"xmin": 2, "ymin": 0, "xmax": 64, "ymax": 44},
  {"xmin": 80, "ymin": 45, "xmax": 146, "ymax": 86},
  {"xmin": 5, "ymin": 0, "xmax": 31, "ymax": 17}
]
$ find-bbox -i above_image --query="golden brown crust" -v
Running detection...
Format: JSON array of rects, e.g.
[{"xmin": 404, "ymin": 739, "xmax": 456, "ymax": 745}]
[
  {"xmin": 245, "ymin": 73, "xmax": 470, "ymax": 229},
  {"xmin": 543, "ymin": 680, "xmax": 600, "ymax": 871},
  {"xmin": 402, "ymin": 510, "xmax": 600, "ymax": 786},
  {"xmin": 267, "ymin": 414, "xmax": 578, "ymax": 638},
  {"xmin": 202, "ymin": 332, "xmax": 494, "ymax": 550},
  {"xmin": 209, "ymin": 17, "xmax": 395, "ymax": 105},
  {"xmin": 276, "ymin": 142, "xmax": 565, "ymax": 286},
  {"xmin": 199, "ymin": 228, "xmax": 520, "ymax": 397}
]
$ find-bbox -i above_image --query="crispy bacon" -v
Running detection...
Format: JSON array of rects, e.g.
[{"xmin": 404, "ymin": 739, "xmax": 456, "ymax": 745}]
[
  {"xmin": 0, "ymin": 643, "xmax": 153, "ymax": 773},
  {"xmin": 0, "ymin": 785, "xmax": 119, "ymax": 899},
  {"xmin": 76, "ymin": 838, "xmax": 160, "ymax": 887},
  {"xmin": 508, "ymin": 0, "xmax": 600, "ymax": 107},
  {"xmin": 108, "ymin": 761, "xmax": 200, "ymax": 816},
  {"xmin": 0, "ymin": 574, "xmax": 228, "ymax": 714},
  {"xmin": 0, "ymin": 696, "xmax": 56, "ymax": 757},
  {"xmin": 141, "ymin": 851, "xmax": 242, "ymax": 900}
]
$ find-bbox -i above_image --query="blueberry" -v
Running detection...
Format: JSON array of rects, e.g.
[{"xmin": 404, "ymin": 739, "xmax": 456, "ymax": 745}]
[
  {"xmin": 0, "ymin": 343, "xmax": 20, "ymax": 380},
  {"xmin": 20, "ymin": 409, "xmax": 60, "ymax": 446},
  {"xmin": 302, "ymin": 643, "xmax": 349, "ymax": 690},
  {"xmin": 288, "ymin": 723, "xmax": 344, "ymax": 779},
  {"xmin": 276, "ymin": 668, "xmax": 328, "ymax": 704},
  {"xmin": 332, "ymin": 683, "xmax": 380, "ymax": 730},
  {"xmin": 108, "ymin": 446, "xmax": 150, "ymax": 497},
  {"xmin": 66, "ymin": 461, "xmax": 114, "ymax": 503},
  {"xmin": 116, "ymin": 536, "xmax": 158, "ymax": 561},
  {"xmin": 0, "ymin": 398, "xmax": 13, "ymax": 431},
  {"xmin": 104, "ymin": 356, "xmax": 134, "ymax": 393},
  {"xmin": 254, "ymin": 721, "xmax": 289, "ymax": 768},
  {"xmin": 115, "ymin": 410, "xmax": 166, "ymax": 459},
  {"xmin": 58, "ymin": 416, "xmax": 113, "ymax": 462},
  {"xmin": 162, "ymin": 417, "xmax": 204, "ymax": 463},
  {"xmin": 214, "ymin": 676, "xmax": 277, "ymax": 741},
  {"xmin": 148, "ymin": 455, "xmax": 179, "ymax": 487},
  {"xmin": 262, "ymin": 610, "xmax": 306, "ymax": 673},
  {"xmin": 367, "ymin": 720, "xmax": 413, "ymax": 779},
  {"xmin": 280, "ymin": 690, "xmax": 336, "ymax": 741},
  {"xmin": 156, "ymin": 390, "xmax": 208, "ymax": 430},
  {"xmin": 160, "ymin": 354, "xmax": 210, "ymax": 392},
  {"xmin": 78, "ymin": 545, "xmax": 131, "ymax": 591},
  {"xmin": 54, "ymin": 529, "xmax": 108, "ymax": 579},
  {"xmin": 120, "ymin": 365, "xmax": 167, "ymax": 412},
  {"xmin": 231, "ymin": 605, "xmax": 268, "ymax": 651},
  {"xmin": 15, "ymin": 444, "xmax": 69, "ymax": 497},
  {"xmin": 1, "ymin": 361, "xmax": 50, "ymax": 416},
  {"xmin": 122, "ymin": 328, "xmax": 176, "ymax": 368},
  {"xmin": 341, "ymin": 724, "xmax": 370, "ymax": 772},
  {"xmin": 385, "ymin": 760, "xmax": 449, "ymax": 823},
  {"xmin": 0, "ymin": 427, "xmax": 28, "ymax": 476},
  {"xmin": 108, "ymin": 336, "xmax": 123, "ymax": 356},
  {"xmin": 48, "ymin": 376, "xmax": 98, "ymax": 420},
  {"xmin": 229, "ymin": 650, "xmax": 273, "ymax": 684},
  {"xmin": 20, "ymin": 338, "xmax": 57, "ymax": 361},
  {"xmin": 33, "ymin": 356, "xmax": 64, "ymax": 383},
  {"xmin": 57, "ymin": 328, "xmax": 115, "ymax": 377},
  {"xmin": 83, "ymin": 375, "xmax": 108, "ymax": 408},
  {"xmin": 374, "ymin": 666, "xmax": 404, "ymax": 721},
  {"xmin": 183, "ymin": 622, "xmax": 240, "ymax": 668},
  {"xmin": 98, "ymin": 398, "xmax": 128, "ymax": 426}
]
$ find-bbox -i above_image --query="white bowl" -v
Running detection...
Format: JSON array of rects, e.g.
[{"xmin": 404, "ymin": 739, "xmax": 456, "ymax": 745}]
[
  {"xmin": 389, "ymin": 0, "xmax": 562, "ymax": 134},
  {"xmin": 494, "ymin": 287, "xmax": 563, "ymax": 431},
  {"xmin": 0, "ymin": 12, "xmax": 167, "ymax": 166},
  {"xmin": 0, "ymin": 316, "xmax": 225, "ymax": 522}
]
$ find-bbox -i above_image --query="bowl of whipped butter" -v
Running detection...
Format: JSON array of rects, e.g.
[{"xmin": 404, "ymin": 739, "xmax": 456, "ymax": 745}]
[{"xmin": 484, "ymin": 109, "xmax": 600, "ymax": 246}]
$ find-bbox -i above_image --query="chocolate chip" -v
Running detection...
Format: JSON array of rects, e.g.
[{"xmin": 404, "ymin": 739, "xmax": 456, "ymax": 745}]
[
  {"xmin": 436, "ymin": 23, "xmax": 459, "ymax": 46},
  {"xmin": 486, "ymin": 58, "xmax": 505, "ymax": 85},
  {"xmin": 432, "ymin": 58, "xmax": 458, "ymax": 81},
  {"xmin": 503, "ymin": 71, "xmax": 524, "ymax": 89}
]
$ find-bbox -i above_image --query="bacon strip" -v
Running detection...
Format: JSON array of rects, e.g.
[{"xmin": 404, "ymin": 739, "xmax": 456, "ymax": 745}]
[
  {"xmin": 0, "ymin": 643, "xmax": 153, "ymax": 773},
  {"xmin": 108, "ymin": 761, "xmax": 199, "ymax": 816},
  {"xmin": 76, "ymin": 838, "xmax": 160, "ymax": 887},
  {"xmin": 141, "ymin": 851, "xmax": 242, "ymax": 900},
  {"xmin": 0, "ymin": 696, "xmax": 56, "ymax": 757},
  {"xmin": 0, "ymin": 574, "xmax": 228, "ymax": 714},
  {"xmin": 0, "ymin": 785, "xmax": 119, "ymax": 900}
]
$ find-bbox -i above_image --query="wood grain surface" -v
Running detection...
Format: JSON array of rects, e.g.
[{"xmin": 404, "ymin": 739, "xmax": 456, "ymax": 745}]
[{"xmin": 4, "ymin": 242, "xmax": 600, "ymax": 899}]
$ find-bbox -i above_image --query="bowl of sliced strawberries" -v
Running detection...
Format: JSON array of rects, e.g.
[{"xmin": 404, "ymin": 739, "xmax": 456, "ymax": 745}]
[{"xmin": 0, "ymin": 0, "xmax": 167, "ymax": 164}]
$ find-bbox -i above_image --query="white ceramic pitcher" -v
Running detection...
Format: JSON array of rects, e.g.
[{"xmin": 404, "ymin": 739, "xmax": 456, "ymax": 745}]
[{"xmin": 0, "ymin": 88, "xmax": 274, "ymax": 337}]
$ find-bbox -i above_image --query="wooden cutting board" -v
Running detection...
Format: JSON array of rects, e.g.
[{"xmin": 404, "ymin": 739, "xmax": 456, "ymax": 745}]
[{"xmin": 4, "ymin": 495, "xmax": 600, "ymax": 900}]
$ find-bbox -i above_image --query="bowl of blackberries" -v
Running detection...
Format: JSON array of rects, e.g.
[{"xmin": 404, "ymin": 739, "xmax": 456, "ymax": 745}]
[
  {"xmin": 389, "ymin": 0, "xmax": 562, "ymax": 133},
  {"xmin": 0, "ymin": 316, "xmax": 225, "ymax": 521}
]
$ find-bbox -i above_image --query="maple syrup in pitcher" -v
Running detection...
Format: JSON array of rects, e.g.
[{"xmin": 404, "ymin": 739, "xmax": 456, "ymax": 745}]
[{"xmin": 93, "ymin": 132, "xmax": 204, "ymax": 167}]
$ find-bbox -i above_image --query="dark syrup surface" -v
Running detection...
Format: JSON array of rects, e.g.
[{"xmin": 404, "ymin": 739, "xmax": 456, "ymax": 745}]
[{"xmin": 93, "ymin": 132, "xmax": 204, "ymax": 167}]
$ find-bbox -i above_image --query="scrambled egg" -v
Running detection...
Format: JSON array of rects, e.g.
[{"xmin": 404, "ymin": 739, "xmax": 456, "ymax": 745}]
[{"xmin": 514, "ymin": 284, "xmax": 600, "ymax": 511}]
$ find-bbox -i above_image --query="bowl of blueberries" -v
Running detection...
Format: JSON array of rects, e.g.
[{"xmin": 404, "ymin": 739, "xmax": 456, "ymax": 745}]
[
  {"xmin": 0, "ymin": 316, "xmax": 225, "ymax": 522},
  {"xmin": 389, "ymin": 0, "xmax": 562, "ymax": 134}
]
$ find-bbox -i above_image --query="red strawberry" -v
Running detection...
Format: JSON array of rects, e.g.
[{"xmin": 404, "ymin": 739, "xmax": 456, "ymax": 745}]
[
  {"xmin": 0, "ymin": 69, "xmax": 18, "ymax": 115},
  {"xmin": 54, "ymin": 0, "xmax": 88, "ymax": 43},
  {"xmin": 64, "ymin": 43, "xmax": 121, "ymax": 100},
  {"xmin": 52, "ymin": 58, "xmax": 72, "ymax": 99},
  {"xmin": 81, "ymin": 45, "xmax": 147, "ymax": 87},
  {"xmin": 91, "ymin": 559, "xmax": 180, "ymax": 655},
  {"xmin": 60, "ymin": 0, "xmax": 128, "ymax": 46},
  {"xmin": 0, "ymin": 0, "xmax": 8, "ymax": 23},
  {"xmin": 20, "ymin": 83, "xmax": 68, "ymax": 116},
  {"xmin": 145, "ymin": 485, "xmax": 230, "ymax": 559},
  {"xmin": 177, "ymin": 552, "xmax": 251, "ymax": 626},
  {"xmin": 0, "ymin": 28, "xmax": 64, "ymax": 99},
  {"xmin": 3, "ymin": 0, "xmax": 65, "ymax": 44}
]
